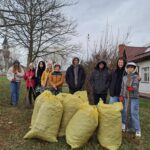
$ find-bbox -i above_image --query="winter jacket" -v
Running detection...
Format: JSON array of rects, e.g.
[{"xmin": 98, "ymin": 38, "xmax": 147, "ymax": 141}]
[
  {"xmin": 66, "ymin": 64, "xmax": 86, "ymax": 91},
  {"xmin": 109, "ymin": 58, "xmax": 126, "ymax": 97},
  {"xmin": 7, "ymin": 66, "xmax": 24, "ymax": 82},
  {"xmin": 90, "ymin": 61, "xmax": 110, "ymax": 94},
  {"xmin": 24, "ymin": 69, "xmax": 36, "ymax": 88},
  {"xmin": 41, "ymin": 68, "xmax": 53, "ymax": 87},
  {"xmin": 49, "ymin": 71, "xmax": 65, "ymax": 88},
  {"xmin": 120, "ymin": 72, "xmax": 139, "ymax": 99},
  {"xmin": 109, "ymin": 69, "xmax": 125, "ymax": 97},
  {"xmin": 90, "ymin": 69, "xmax": 110, "ymax": 94},
  {"xmin": 35, "ymin": 61, "xmax": 46, "ymax": 86}
]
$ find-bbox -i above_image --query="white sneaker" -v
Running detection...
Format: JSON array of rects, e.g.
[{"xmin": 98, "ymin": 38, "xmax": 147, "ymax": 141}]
[
  {"xmin": 136, "ymin": 132, "xmax": 141, "ymax": 137},
  {"xmin": 122, "ymin": 124, "xmax": 125, "ymax": 132}
]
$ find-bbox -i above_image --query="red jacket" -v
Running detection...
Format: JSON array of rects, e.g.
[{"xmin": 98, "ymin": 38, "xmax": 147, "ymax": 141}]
[{"xmin": 24, "ymin": 69, "xmax": 35, "ymax": 88}]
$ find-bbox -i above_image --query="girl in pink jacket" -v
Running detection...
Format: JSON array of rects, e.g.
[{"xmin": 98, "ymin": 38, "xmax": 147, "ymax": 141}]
[{"xmin": 24, "ymin": 63, "xmax": 36, "ymax": 106}]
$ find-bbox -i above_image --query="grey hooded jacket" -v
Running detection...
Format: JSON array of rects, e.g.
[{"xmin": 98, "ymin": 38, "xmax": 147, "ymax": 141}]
[{"xmin": 120, "ymin": 72, "xmax": 139, "ymax": 99}]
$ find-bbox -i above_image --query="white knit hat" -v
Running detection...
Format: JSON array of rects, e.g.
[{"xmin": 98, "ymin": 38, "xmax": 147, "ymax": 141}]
[
  {"xmin": 126, "ymin": 62, "xmax": 137, "ymax": 73},
  {"xmin": 126, "ymin": 62, "xmax": 137, "ymax": 67}
]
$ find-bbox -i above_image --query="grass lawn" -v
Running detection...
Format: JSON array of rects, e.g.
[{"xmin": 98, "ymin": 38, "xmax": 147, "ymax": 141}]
[{"xmin": 0, "ymin": 76, "xmax": 150, "ymax": 150}]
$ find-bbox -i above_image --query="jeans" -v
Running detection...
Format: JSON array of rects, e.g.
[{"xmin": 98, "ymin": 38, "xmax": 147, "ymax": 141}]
[
  {"xmin": 122, "ymin": 98, "xmax": 141, "ymax": 132},
  {"xmin": 10, "ymin": 81, "xmax": 20, "ymax": 106},
  {"xmin": 109, "ymin": 96, "xmax": 119, "ymax": 104},
  {"xmin": 93, "ymin": 93, "xmax": 107, "ymax": 104},
  {"xmin": 109, "ymin": 96, "xmax": 125, "ymax": 123}
]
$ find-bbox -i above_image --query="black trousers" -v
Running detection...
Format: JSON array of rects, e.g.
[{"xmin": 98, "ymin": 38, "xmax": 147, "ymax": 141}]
[
  {"xmin": 69, "ymin": 89, "xmax": 77, "ymax": 94},
  {"xmin": 50, "ymin": 87, "xmax": 62, "ymax": 95},
  {"xmin": 27, "ymin": 87, "xmax": 36, "ymax": 105},
  {"xmin": 93, "ymin": 93, "xmax": 107, "ymax": 105},
  {"xmin": 69, "ymin": 87, "xmax": 82, "ymax": 94}
]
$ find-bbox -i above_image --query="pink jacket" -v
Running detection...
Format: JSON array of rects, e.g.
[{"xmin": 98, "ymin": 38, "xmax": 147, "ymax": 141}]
[{"xmin": 24, "ymin": 69, "xmax": 35, "ymax": 88}]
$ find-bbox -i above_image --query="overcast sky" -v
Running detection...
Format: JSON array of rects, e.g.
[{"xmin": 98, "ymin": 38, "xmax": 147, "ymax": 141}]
[
  {"xmin": 63, "ymin": 0, "xmax": 150, "ymax": 51},
  {"xmin": 1, "ymin": 0, "xmax": 150, "ymax": 65}
]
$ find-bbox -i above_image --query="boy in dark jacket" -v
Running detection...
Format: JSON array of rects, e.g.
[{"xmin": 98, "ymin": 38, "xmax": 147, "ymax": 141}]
[
  {"xmin": 90, "ymin": 61, "xmax": 110, "ymax": 104},
  {"xmin": 66, "ymin": 57, "xmax": 86, "ymax": 94},
  {"xmin": 120, "ymin": 62, "xmax": 141, "ymax": 137}
]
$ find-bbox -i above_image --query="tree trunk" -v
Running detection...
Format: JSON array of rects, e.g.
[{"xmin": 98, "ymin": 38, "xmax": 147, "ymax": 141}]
[{"xmin": 27, "ymin": 49, "xmax": 32, "ymax": 67}]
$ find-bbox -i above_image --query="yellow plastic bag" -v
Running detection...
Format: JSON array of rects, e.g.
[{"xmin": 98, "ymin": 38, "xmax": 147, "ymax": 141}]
[
  {"xmin": 97, "ymin": 101, "xmax": 123, "ymax": 150},
  {"xmin": 30, "ymin": 91, "xmax": 53, "ymax": 128},
  {"xmin": 56, "ymin": 93, "xmax": 70, "ymax": 103},
  {"xmin": 66, "ymin": 103, "xmax": 98, "ymax": 149},
  {"xmin": 74, "ymin": 91, "xmax": 89, "ymax": 102},
  {"xmin": 24, "ymin": 98, "xmax": 63, "ymax": 142},
  {"xmin": 58, "ymin": 94, "xmax": 84, "ymax": 137}
]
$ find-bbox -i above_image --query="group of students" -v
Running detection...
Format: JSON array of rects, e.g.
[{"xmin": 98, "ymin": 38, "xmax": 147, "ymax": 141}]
[
  {"xmin": 6, "ymin": 57, "xmax": 85, "ymax": 106},
  {"xmin": 6, "ymin": 56, "xmax": 141, "ymax": 137},
  {"xmin": 90, "ymin": 58, "xmax": 141, "ymax": 137}
]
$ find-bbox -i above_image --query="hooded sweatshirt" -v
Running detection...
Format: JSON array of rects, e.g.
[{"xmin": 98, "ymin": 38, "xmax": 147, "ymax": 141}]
[
  {"xmin": 66, "ymin": 58, "xmax": 86, "ymax": 90},
  {"xmin": 90, "ymin": 61, "xmax": 110, "ymax": 94},
  {"xmin": 120, "ymin": 65, "xmax": 139, "ymax": 99}
]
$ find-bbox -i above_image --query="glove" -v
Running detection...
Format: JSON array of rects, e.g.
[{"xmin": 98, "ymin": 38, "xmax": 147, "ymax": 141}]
[
  {"xmin": 119, "ymin": 96, "xmax": 124, "ymax": 102},
  {"xmin": 127, "ymin": 86, "xmax": 134, "ymax": 92}
]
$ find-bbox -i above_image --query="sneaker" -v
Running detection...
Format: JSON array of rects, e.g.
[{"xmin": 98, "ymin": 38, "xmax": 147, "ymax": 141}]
[
  {"xmin": 136, "ymin": 131, "xmax": 141, "ymax": 137},
  {"xmin": 122, "ymin": 124, "xmax": 125, "ymax": 132}
]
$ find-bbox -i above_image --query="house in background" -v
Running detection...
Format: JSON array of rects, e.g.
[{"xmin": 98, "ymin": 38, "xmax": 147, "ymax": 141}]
[{"xmin": 119, "ymin": 44, "xmax": 150, "ymax": 98}]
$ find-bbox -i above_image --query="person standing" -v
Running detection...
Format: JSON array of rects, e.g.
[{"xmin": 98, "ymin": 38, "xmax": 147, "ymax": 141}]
[
  {"xmin": 109, "ymin": 58, "xmax": 126, "ymax": 103},
  {"xmin": 120, "ymin": 62, "xmax": 141, "ymax": 137},
  {"xmin": 41, "ymin": 61, "xmax": 53, "ymax": 90},
  {"xmin": 35, "ymin": 60, "xmax": 46, "ymax": 96},
  {"xmin": 49, "ymin": 64, "xmax": 64, "ymax": 95},
  {"xmin": 24, "ymin": 63, "xmax": 36, "ymax": 107},
  {"xmin": 7, "ymin": 60, "xmax": 24, "ymax": 106},
  {"xmin": 90, "ymin": 61, "xmax": 110, "ymax": 104},
  {"xmin": 66, "ymin": 57, "xmax": 86, "ymax": 94}
]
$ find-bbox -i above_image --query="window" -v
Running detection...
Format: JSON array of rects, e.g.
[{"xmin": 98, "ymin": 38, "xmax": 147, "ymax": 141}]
[{"xmin": 141, "ymin": 67, "xmax": 149, "ymax": 83}]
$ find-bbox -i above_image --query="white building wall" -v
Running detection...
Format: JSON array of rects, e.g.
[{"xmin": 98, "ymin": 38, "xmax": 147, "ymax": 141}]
[{"xmin": 137, "ymin": 60, "xmax": 150, "ymax": 94}]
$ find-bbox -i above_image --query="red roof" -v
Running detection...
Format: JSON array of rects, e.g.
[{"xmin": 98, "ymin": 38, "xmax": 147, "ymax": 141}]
[
  {"xmin": 132, "ymin": 51, "xmax": 150, "ymax": 61},
  {"xmin": 119, "ymin": 44, "xmax": 150, "ymax": 62}
]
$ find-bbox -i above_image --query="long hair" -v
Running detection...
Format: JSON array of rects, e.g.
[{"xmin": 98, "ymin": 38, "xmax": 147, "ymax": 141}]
[
  {"xmin": 37, "ymin": 61, "xmax": 46, "ymax": 78},
  {"xmin": 13, "ymin": 62, "xmax": 21, "ymax": 73},
  {"xmin": 116, "ymin": 57, "xmax": 126, "ymax": 70}
]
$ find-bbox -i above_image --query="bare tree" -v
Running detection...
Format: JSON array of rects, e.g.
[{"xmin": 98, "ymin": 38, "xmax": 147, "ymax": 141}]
[{"xmin": 0, "ymin": 0, "xmax": 77, "ymax": 65}]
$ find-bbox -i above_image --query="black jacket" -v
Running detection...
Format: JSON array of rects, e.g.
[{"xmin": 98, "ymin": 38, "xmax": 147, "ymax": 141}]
[
  {"xmin": 35, "ymin": 61, "xmax": 46, "ymax": 86},
  {"xmin": 90, "ymin": 61, "xmax": 110, "ymax": 94},
  {"xmin": 66, "ymin": 64, "xmax": 86, "ymax": 91},
  {"xmin": 109, "ymin": 68, "xmax": 125, "ymax": 97}
]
